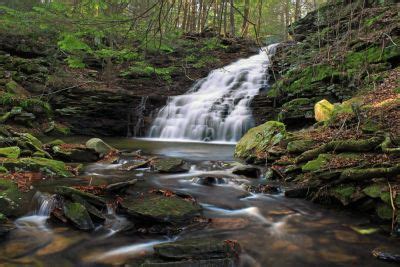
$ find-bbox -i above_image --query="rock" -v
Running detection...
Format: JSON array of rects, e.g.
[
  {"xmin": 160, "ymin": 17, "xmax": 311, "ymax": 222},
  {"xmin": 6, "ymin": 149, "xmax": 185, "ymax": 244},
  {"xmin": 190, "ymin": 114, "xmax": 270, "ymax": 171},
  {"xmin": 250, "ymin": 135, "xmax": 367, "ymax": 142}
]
[
  {"xmin": 235, "ymin": 121, "xmax": 286, "ymax": 159},
  {"xmin": 372, "ymin": 246, "xmax": 400, "ymax": 263},
  {"xmin": 44, "ymin": 121, "xmax": 70, "ymax": 136},
  {"xmin": 152, "ymin": 158, "xmax": 190, "ymax": 173},
  {"xmin": 287, "ymin": 140, "xmax": 316, "ymax": 154},
  {"xmin": 0, "ymin": 157, "xmax": 72, "ymax": 177},
  {"xmin": 106, "ymin": 179, "xmax": 137, "ymax": 193},
  {"xmin": 120, "ymin": 160, "xmax": 150, "ymax": 171},
  {"xmin": 55, "ymin": 186, "xmax": 106, "ymax": 208},
  {"xmin": 141, "ymin": 258, "xmax": 235, "ymax": 267},
  {"xmin": 0, "ymin": 179, "xmax": 25, "ymax": 217},
  {"xmin": 86, "ymin": 138, "xmax": 114, "ymax": 154},
  {"xmin": 284, "ymin": 186, "xmax": 311, "ymax": 198},
  {"xmin": 314, "ymin": 99, "xmax": 334, "ymax": 122},
  {"xmin": 302, "ymin": 154, "xmax": 331, "ymax": 172},
  {"xmin": 153, "ymin": 238, "xmax": 241, "ymax": 260},
  {"xmin": 193, "ymin": 175, "xmax": 227, "ymax": 186},
  {"xmin": 63, "ymin": 202, "xmax": 94, "ymax": 231},
  {"xmin": 70, "ymin": 194, "xmax": 106, "ymax": 222},
  {"xmin": 232, "ymin": 165, "xmax": 260, "ymax": 178},
  {"xmin": 0, "ymin": 146, "xmax": 20, "ymax": 158},
  {"xmin": 46, "ymin": 139, "xmax": 65, "ymax": 147},
  {"xmin": 52, "ymin": 144, "xmax": 99, "ymax": 162},
  {"xmin": 0, "ymin": 214, "xmax": 14, "ymax": 237},
  {"xmin": 120, "ymin": 193, "xmax": 201, "ymax": 224}
]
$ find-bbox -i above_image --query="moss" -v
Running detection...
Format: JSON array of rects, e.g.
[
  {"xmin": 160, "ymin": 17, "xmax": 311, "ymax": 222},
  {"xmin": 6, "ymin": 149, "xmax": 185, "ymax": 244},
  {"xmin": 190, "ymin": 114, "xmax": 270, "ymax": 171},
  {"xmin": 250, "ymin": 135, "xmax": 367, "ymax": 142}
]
[
  {"xmin": 287, "ymin": 139, "xmax": 316, "ymax": 154},
  {"xmin": 345, "ymin": 45, "xmax": 400, "ymax": 69},
  {"xmin": 5, "ymin": 80, "xmax": 18, "ymax": 92},
  {"xmin": 302, "ymin": 154, "xmax": 331, "ymax": 172},
  {"xmin": 376, "ymin": 203, "xmax": 393, "ymax": 220},
  {"xmin": 63, "ymin": 202, "xmax": 94, "ymax": 231},
  {"xmin": 0, "ymin": 92, "xmax": 52, "ymax": 116},
  {"xmin": 380, "ymin": 192, "xmax": 392, "ymax": 205},
  {"xmin": 0, "ymin": 166, "xmax": 7, "ymax": 173},
  {"xmin": 0, "ymin": 157, "xmax": 72, "ymax": 177},
  {"xmin": 363, "ymin": 184, "xmax": 386, "ymax": 198},
  {"xmin": 235, "ymin": 121, "xmax": 286, "ymax": 159},
  {"xmin": 0, "ymin": 146, "xmax": 20, "ymax": 159},
  {"xmin": 0, "ymin": 179, "xmax": 23, "ymax": 216},
  {"xmin": 315, "ymin": 99, "xmax": 334, "ymax": 122},
  {"xmin": 331, "ymin": 185, "xmax": 356, "ymax": 205}
]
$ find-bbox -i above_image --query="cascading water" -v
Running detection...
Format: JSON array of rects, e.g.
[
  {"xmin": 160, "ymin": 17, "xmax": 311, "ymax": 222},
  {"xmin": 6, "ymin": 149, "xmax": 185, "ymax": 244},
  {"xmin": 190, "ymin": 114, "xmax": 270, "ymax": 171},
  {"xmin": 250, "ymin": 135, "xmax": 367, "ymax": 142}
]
[{"xmin": 148, "ymin": 44, "xmax": 278, "ymax": 142}]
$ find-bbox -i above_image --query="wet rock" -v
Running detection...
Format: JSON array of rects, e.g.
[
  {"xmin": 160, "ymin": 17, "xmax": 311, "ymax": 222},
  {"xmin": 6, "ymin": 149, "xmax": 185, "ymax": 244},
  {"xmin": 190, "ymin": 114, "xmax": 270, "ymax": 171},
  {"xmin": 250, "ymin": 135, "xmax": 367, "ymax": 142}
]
[
  {"xmin": 0, "ymin": 179, "xmax": 23, "ymax": 216},
  {"xmin": 0, "ymin": 213, "xmax": 14, "ymax": 236},
  {"xmin": 235, "ymin": 121, "xmax": 286, "ymax": 159},
  {"xmin": 232, "ymin": 165, "xmax": 260, "ymax": 178},
  {"xmin": 106, "ymin": 179, "xmax": 137, "ymax": 193},
  {"xmin": 55, "ymin": 186, "xmax": 106, "ymax": 208},
  {"xmin": 0, "ymin": 146, "xmax": 20, "ymax": 158},
  {"xmin": 120, "ymin": 193, "xmax": 201, "ymax": 225},
  {"xmin": 0, "ymin": 157, "xmax": 72, "ymax": 177},
  {"xmin": 284, "ymin": 186, "xmax": 311, "ymax": 198},
  {"xmin": 152, "ymin": 158, "xmax": 190, "ymax": 173},
  {"xmin": 372, "ymin": 246, "xmax": 400, "ymax": 263},
  {"xmin": 51, "ymin": 144, "xmax": 99, "ymax": 162},
  {"xmin": 121, "ymin": 160, "xmax": 150, "ymax": 171},
  {"xmin": 70, "ymin": 194, "xmax": 106, "ymax": 222},
  {"xmin": 63, "ymin": 202, "xmax": 94, "ymax": 231},
  {"xmin": 193, "ymin": 175, "xmax": 226, "ymax": 186},
  {"xmin": 153, "ymin": 238, "xmax": 241, "ymax": 260},
  {"xmin": 86, "ymin": 138, "xmax": 114, "ymax": 154},
  {"xmin": 141, "ymin": 258, "xmax": 236, "ymax": 267}
]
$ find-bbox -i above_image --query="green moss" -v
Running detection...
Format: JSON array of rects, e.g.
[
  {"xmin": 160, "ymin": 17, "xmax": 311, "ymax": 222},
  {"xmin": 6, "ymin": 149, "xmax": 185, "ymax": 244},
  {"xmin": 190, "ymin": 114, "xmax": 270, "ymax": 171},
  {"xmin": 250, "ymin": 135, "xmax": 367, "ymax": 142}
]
[
  {"xmin": 63, "ymin": 202, "xmax": 94, "ymax": 230},
  {"xmin": 380, "ymin": 191, "xmax": 392, "ymax": 205},
  {"xmin": 0, "ymin": 179, "xmax": 23, "ymax": 216},
  {"xmin": 345, "ymin": 45, "xmax": 400, "ymax": 69},
  {"xmin": 363, "ymin": 184, "xmax": 386, "ymax": 198},
  {"xmin": 0, "ymin": 157, "xmax": 72, "ymax": 177},
  {"xmin": 287, "ymin": 139, "xmax": 316, "ymax": 154},
  {"xmin": 0, "ymin": 167, "xmax": 7, "ymax": 173},
  {"xmin": 5, "ymin": 80, "xmax": 18, "ymax": 92},
  {"xmin": 0, "ymin": 92, "xmax": 52, "ymax": 116},
  {"xmin": 302, "ymin": 154, "xmax": 331, "ymax": 172},
  {"xmin": 235, "ymin": 121, "xmax": 286, "ymax": 159},
  {"xmin": 331, "ymin": 185, "xmax": 356, "ymax": 205},
  {"xmin": 0, "ymin": 146, "xmax": 20, "ymax": 159},
  {"xmin": 376, "ymin": 203, "xmax": 393, "ymax": 220}
]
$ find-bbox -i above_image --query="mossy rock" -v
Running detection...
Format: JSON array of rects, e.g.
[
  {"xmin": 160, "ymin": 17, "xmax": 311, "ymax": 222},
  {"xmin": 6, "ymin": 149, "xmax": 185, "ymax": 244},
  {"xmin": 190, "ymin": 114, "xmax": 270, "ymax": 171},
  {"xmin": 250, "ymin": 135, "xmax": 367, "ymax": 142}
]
[
  {"xmin": 55, "ymin": 186, "xmax": 106, "ymax": 208},
  {"xmin": 85, "ymin": 138, "xmax": 113, "ymax": 154},
  {"xmin": 45, "ymin": 121, "xmax": 70, "ymax": 136},
  {"xmin": 0, "ymin": 179, "xmax": 25, "ymax": 217},
  {"xmin": 235, "ymin": 121, "xmax": 286, "ymax": 159},
  {"xmin": 0, "ymin": 157, "xmax": 72, "ymax": 177},
  {"xmin": 63, "ymin": 202, "xmax": 94, "ymax": 231},
  {"xmin": 152, "ymin": 158, "xmax": 190, "ymax": 173},
  {"xmin": 376, "ymin": 203, "xmax": 393, "ymax": 220},
  {"xmin": 121, "ymin": 194, "xmax": 202, "ymax": 224},
  {"xmin": 314, "ymin": 99, "xmax": 334, "ymax": 122},
  {"xmin": 46, "ymin": 139, "xmax": 65, "ymax": 147},
  {"xmin": 287, "ymin": 139, "xmax": 316, "ymax": 154},
  {"xmin": 363, "ymin": 184, "xmax": 387, "ymax": 198},
  {"xmin": 330, "ymin": 185, "xmax": 357, "ymax": 206},
  {"xmin": 0, "ymin": 146, "xmax": 20, "ymax": 158},
  {"xmin": 52, "ymin": 145, "xmax": 98, "ymax": 162},
  {"xmin": 302, "ymin": 154, "xmax": 332, "ymax": 172}
]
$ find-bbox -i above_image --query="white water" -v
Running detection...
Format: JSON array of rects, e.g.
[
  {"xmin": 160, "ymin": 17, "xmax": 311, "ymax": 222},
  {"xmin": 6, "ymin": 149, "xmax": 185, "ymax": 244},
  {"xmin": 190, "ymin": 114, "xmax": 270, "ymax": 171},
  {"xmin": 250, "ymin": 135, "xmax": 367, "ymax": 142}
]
[{"xmin": 149, "ymin": 44, "xmax": 278, "ymax": 142}]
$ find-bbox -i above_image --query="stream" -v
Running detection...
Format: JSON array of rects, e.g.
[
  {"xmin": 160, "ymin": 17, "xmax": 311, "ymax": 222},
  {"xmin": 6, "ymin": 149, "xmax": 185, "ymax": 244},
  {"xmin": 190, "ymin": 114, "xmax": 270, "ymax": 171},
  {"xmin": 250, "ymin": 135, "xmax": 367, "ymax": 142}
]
[{"xmin": 0, "ymin": 138, "xmax": 397, "ymax": 266}]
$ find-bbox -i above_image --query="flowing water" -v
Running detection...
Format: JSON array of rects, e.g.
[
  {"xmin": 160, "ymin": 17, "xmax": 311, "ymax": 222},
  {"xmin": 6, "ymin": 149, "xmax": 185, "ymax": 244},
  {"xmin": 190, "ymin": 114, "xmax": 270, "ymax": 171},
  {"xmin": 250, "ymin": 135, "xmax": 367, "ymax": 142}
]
[
  {"xmin": 148, "ymin": 45, "xmax": 277, "ymax": 142},
  {"xmin": 1, "ymin": 138, "xmax": 398, "ymax": 266}
]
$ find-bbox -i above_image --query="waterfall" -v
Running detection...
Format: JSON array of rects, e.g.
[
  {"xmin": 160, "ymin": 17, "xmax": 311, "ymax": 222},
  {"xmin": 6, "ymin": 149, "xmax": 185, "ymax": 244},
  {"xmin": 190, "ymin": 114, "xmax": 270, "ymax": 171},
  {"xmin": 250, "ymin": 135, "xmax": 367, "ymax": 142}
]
[
  {"xmin": 148, "ymin": 44, "xmax": 278, "ymax": 142},
  {"xmin": 127, "ymin": 96, "xmax": 148, "ymax": 137}
]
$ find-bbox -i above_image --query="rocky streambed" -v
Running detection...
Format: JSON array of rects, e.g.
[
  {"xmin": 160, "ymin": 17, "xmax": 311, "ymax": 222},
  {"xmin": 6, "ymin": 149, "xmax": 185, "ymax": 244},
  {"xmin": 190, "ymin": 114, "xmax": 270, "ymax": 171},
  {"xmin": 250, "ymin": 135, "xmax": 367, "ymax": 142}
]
[{"xmin": 1, "ymin": 136, "xmax": 400, "ymax": 266}]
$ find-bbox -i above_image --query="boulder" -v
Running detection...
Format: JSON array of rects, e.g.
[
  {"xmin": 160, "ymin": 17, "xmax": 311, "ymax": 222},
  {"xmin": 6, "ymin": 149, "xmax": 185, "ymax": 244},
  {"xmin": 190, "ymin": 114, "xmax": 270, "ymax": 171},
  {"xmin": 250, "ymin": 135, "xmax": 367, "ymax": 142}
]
[
  {"xmin": 52, "ymin": 144, "xmax": 99, "ymax": 162},
  {"xmin": 63, "ymin": 202, "xmax": 94, "ymax": 231},
  {"xmin": 232, "ymin": 165, "xmax": 260, "ymax": 178},
  {"xmin": 85, "ymin": 138, "xmax": 114, "ymax": 154},
  {"xmin": 193, "ymin": 175, "xmax": 227, "ymax": 186},
  {"xmin": 106, "ymin": 179, "xmax": 137, "ymax": 193},
  {"xmin": 120, "ymin": 193, "xmax": 201, "ymax": 224},
  {"xmin": 287, "ymin": 140, "xmax": 316, "ymax": 154},
  {"xmin": 55, "ymin": 186, "xmax": 106, "ymax": 208},
  {"xmin": 235, "ymin": 121, "xmax": 286, "ymax": 159},
  {"xmin": 0, "ymin": 146, "xmax": 20, "ymax": 158},
  {"xmin": 152, "ymin": 158, "xmax": 190, "ymax": 173},
  {"xmin": 314, "ymin": 99, "xmax": 334, "ymax": 122},
  {"xmin": 0, "ymin": 157, "xmax": 72, "ymax": 177},
  {"xmin": 153, "ymin": 238, "xmax": 241, "ymax": 260}
]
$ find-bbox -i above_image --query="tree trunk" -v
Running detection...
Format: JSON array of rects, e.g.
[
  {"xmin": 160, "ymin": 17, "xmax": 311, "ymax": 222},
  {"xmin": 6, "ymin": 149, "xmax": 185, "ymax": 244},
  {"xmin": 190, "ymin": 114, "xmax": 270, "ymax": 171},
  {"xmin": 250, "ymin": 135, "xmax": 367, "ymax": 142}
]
[
  {"xmin": 241, "ymin": 0, "xmax": 250, "ymax": 37},
  {"xmin": 295, "ymin": 0, "xmax": 301, "ymax": 21},
  {"xmin": 229, "ymin": 0, "xmax": 235, "ymax": 36}
]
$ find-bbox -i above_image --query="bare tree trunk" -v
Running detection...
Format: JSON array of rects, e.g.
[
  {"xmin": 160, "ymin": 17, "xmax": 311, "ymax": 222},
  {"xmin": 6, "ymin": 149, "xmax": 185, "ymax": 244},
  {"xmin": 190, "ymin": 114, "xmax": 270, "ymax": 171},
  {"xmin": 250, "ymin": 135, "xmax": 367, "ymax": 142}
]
[
  {"xmin": 229, "ymin": 0, "xmax": 235, "ymax": 36},
  {"xmin": 182, "ymin": 0, "xmax": 188, "ymax": 31},
  {"xmin": 190, "ymin": 0, "xmax": 197, "ymax": 32},
  {"xmin": 198, "ymin": 0, "xmax": 203, "ymax": 33},
  {"xmin": 241, "ymin": 0, "xmax": 250, "ymax": 37},
  {"xmin": 295, "ymin": 0, "xmax": 301, "ymax": 21},
  {"xmin": 284, "ymin": 0, "xmax": 290, "ymax": 41},
  {"xmin": 257, "ymin": 0, "xmax": 262, "ymax": 38},
  {"xmin": 218, "ymin": 0, "xmax": 224, "ymax": 35},
  {"xmin": 223, "ymin": 0, "xmax": 228, "ymax": 36},
  {"xmin": 175, "ymin": 0, "xmax": 183, "ymax": 28}
]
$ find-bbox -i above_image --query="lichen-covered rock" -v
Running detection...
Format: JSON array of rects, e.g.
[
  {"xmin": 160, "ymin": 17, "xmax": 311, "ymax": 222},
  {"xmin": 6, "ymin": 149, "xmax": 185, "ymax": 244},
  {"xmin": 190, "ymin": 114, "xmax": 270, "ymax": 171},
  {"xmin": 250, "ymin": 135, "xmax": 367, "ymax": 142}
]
[
  {"xmin": 0, "ymin": 146, "xmax": 20, "ymax": 158},
  {"xmin": 0, "ymin": 157, "xmax": 72, "ymax": 177},
  {"xmin": 302, "ymin": 154, "xmax": 331, "ymax": 172},
  {"xmin": 55, "ymin": 186, "xmax": 106, "ymax": 208},
  {"xmin": 63, "ymin": 202, "xmax": 94, "ymax": 231},
  {"xmin": 235, "ymin": 121, "xmax": 286, "ymax": 159},
  {"xmin": 152, "ymin": 158, "xmax": 190, "ymax": 173},
  {"xmin": 287, "ymin": 140, "xmax": 316, "ymax": 154},
  {"xmin": 120, "ymin": 193, "xmax": 201, "ymax": 224},
  {"xmin": 314, "ymin": 99, "xmax": 334, "ymax": 122},
  {"xmin": 85, "ymin": 138, "xmax": 114, "ymax": 154}
]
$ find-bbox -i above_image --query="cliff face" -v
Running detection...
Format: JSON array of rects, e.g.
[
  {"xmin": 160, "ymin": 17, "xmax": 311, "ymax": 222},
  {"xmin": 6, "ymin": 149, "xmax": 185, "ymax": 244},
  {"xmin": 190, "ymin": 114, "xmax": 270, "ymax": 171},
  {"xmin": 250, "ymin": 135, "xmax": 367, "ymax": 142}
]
[
  {"xmin": 0, "ymin": 31, "xmax": 256, "ymax": 136},
  {"xmin": 252, "ymin": 1, "xmax": 400, "ymax": 129}
]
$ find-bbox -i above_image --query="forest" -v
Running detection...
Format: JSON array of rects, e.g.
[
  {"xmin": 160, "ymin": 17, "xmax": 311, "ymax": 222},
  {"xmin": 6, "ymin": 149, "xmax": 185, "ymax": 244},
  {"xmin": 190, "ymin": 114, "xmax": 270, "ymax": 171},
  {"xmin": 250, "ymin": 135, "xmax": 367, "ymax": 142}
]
[{"xmin": 0, "ymin": 0, "xmax": 399, "ymax": 266}]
